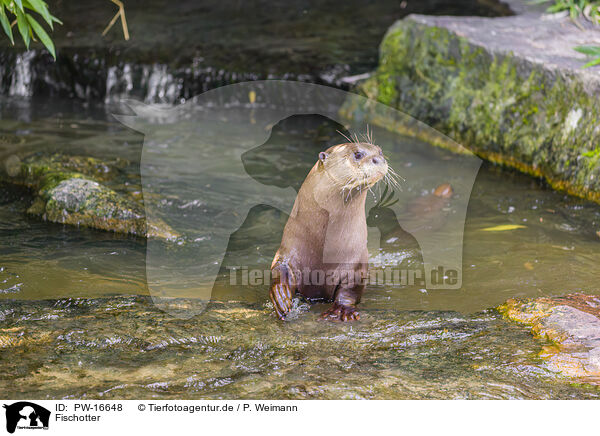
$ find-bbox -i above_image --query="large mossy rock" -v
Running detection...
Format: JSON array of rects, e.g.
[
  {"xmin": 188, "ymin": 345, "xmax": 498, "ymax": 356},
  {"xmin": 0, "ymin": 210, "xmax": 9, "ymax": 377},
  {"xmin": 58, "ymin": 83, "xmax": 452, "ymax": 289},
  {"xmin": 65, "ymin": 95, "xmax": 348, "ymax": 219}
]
[
  {"xmin": 19, "ymin": 153, "xmax": 129, "ymax": 185},
  {"xmin": 4, "ymin": 153, "xmax": 178, "ymax": 240},
  {"xmin": 345, "ymin": 14, "xmax": 600, "ymax": 203},
  {"xmin": 30, "ymin": 177, "xmax": 149, "ymax": 236},
  {"xmin": 499, "ymin": 294, "xmax": 600, "ymax": 383}
]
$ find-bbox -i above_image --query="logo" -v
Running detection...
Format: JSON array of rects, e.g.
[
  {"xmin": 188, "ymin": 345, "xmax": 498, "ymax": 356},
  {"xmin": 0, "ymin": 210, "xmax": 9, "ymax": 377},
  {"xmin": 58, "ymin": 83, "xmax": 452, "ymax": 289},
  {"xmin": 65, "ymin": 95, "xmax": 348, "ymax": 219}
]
[{"xmin": 3, "ymin": 402, "xmax": 50, "ymax": 433}]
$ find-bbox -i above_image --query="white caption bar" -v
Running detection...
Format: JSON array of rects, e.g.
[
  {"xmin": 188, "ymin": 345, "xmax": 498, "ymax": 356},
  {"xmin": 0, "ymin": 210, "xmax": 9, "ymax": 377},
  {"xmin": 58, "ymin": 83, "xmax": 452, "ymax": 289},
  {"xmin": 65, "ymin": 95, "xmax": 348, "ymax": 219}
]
[{"xmin": 0, "ymin": 399, "xmax": 595, "ymax": 436}]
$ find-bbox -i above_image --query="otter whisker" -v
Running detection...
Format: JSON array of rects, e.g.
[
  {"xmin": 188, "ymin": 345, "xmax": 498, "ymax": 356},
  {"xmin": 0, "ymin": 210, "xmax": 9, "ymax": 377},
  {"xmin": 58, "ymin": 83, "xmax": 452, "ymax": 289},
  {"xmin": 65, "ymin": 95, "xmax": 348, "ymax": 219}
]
[
  {"xmin": 336, "ymin": 130, "xmax": 353, "ymax": 144},
  {"xmin": 365, "ymin": 124, "xmax": 374, "ymax": 144},
  {"xmin": 384, "ymin": 173, "xmax": 401, "ymax": 192},
  {"xmin": 368, "ymin": 187, "xmax": 377, "ymax": 202},
  {"xmin": 383, "ymin": 167, "xmax": 403, "ymax": 192},
  {"xmin": 387, "ymin": 166, "xmax": 406, "ymax": 182}
]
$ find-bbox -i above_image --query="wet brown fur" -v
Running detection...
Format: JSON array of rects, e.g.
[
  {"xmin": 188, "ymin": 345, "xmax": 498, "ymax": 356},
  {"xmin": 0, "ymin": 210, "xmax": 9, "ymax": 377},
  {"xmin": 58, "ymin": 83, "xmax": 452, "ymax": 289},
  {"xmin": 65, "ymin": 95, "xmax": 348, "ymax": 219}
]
[{"xmin": 270, "ymin": 141, "xmax": 388, "ymax": 321}]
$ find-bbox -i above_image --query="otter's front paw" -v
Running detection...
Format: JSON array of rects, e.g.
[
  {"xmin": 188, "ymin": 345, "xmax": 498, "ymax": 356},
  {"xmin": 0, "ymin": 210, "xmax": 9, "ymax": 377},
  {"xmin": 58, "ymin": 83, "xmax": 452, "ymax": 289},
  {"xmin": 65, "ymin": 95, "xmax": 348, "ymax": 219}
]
[
  {"xmin": 320, "ymin": 303, "xmax": 360, "ymax": 322},
  {"xmin": 270, "ymin": 283, "xmax": 293, "ymax": 320}
]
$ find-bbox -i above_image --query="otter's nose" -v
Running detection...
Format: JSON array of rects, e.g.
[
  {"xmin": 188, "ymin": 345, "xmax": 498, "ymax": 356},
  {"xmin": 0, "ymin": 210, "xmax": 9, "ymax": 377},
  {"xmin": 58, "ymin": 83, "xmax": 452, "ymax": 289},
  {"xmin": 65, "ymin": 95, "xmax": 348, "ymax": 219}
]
[{"xmin": 372, "ymin": 157, "xmax": 382, "ymax": 165}]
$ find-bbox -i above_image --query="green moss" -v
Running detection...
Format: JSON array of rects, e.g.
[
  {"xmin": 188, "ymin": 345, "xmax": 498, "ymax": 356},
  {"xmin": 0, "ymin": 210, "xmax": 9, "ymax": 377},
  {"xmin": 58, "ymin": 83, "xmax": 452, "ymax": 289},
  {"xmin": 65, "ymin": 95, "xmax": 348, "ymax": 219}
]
[
  {"xmin": 345, "ymin": 18, "xmax": 600, "ymax": 203},
  {"xmin": 4, "ymin": 152, "xmax": 179, "ymax": 240}
]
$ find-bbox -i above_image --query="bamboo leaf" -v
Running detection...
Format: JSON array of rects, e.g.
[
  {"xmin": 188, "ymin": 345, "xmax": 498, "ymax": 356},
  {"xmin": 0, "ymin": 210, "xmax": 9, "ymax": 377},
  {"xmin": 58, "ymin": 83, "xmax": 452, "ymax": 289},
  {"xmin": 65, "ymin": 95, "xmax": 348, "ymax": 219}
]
[
  {"xmin": 23, "ymin": 0, "xmax": 52, "ymax": 28},
  {"xmin": 13, "ymin": 0, "xmax": 24, "ymax": 12},
  {"xmin": 583, "ymin": 56, "xmax": 600, "ymax": 68},
  {"xmin": 26, "ymin": 12, "xmax": 54, "ymax": 58},
  {"xmin": 0, "ymin": 5, "xmax": 14, "ymax": 44},
  {"xmin": 574, "ymin": 45, "xmax": 600, "ymax": 56},
  {"xmin": 547, "ymin": 4, "xmax": 564, "ymax": 12},
  {"xmin": 15, "ymin": 7, "xmax": 29, "ymax": 48}
]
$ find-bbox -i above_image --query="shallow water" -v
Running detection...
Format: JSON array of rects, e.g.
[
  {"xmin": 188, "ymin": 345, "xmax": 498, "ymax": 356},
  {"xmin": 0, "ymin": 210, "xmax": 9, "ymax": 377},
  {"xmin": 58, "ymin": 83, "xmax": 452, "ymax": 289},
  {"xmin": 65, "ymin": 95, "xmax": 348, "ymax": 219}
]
[
  {"xmin": 1, "ymin": 296, "xmax": 599, "ymax": 400},
  {"xmin": 1, "ymin": 97, "xmax": 600, "ymax": 398}
]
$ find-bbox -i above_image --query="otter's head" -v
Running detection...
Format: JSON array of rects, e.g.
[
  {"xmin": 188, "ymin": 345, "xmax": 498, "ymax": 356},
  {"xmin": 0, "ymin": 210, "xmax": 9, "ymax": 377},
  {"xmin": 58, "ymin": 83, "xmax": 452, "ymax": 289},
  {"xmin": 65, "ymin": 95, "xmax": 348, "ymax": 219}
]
[{"xmin": 318, "ymin": 142, "xmax": 388, "ymax": 193}]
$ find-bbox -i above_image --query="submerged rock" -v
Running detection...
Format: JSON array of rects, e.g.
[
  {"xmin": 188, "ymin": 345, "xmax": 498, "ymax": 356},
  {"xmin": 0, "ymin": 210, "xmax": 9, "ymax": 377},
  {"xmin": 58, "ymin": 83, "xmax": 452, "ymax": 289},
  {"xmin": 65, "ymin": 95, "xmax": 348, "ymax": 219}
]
[
  {"xmin": 0, "ymin": 296, "xmax": 597, "ymax": 399},
  {"xmin": 3, "ymin": 153, "xmax": 179, "ymax": 240},
  {"xmin": 499, "ymin": 294, "xmax": 600, "ymax": 383}
]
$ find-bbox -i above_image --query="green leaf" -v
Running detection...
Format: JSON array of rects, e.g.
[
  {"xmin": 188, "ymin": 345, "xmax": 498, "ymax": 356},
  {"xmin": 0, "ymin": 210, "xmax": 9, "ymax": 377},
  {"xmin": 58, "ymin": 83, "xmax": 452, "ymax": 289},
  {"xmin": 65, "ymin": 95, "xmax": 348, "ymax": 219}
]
[
  {"xmin": 15, "ymin": 7, "xmax": 30, "ymax": 48},
  {"xmin": 583, "ymin": 56, "xmax": 600, "ymax": 68},
  {"xmin": 547, "ymin": 4, "xmax": 564, "ymax": 12},
  {"xmin": 570, "ymin": 7, "xmax": 578, "ymax": 19},
  {"xmin": 23, "ymin": 0, "xmax": 52, "ymax": 28},
  {"xmin": 0, "ymin": 5, "xmax": 14, "ymax": 44},
  {"xmin": 13, "ymin": 0, "xmax": 24, "ymax": 12},
  {"xmin": 574, "ymin": 45, "xmax": 600, "ymax": 56},
  {"xmin": 25, "ymin": 12, "xmax": 54, "ymax": 59}
]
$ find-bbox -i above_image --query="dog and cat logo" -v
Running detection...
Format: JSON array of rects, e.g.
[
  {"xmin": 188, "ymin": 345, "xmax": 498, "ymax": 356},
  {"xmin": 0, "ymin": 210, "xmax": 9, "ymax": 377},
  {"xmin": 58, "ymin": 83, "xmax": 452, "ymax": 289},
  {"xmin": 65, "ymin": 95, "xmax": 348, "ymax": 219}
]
[{"xmin": 2, "ymin": 402, "xmax": 50, "ymax": 433}]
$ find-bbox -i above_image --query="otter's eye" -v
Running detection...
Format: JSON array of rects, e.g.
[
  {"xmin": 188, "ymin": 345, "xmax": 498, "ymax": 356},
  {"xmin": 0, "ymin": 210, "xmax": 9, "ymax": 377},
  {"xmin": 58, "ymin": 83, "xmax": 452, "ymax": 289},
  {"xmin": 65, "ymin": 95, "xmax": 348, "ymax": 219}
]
[{"xmin": 354, "ymin": 151, "xmax": 365, "ymax": 160}]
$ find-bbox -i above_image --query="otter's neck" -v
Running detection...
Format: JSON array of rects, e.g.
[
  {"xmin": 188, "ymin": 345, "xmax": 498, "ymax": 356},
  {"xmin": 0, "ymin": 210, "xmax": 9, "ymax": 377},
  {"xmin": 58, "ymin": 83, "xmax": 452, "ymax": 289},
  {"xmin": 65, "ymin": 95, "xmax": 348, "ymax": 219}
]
[{"xmin": 299, "ymin": 167, "xmax": 368, "ymax": 218}]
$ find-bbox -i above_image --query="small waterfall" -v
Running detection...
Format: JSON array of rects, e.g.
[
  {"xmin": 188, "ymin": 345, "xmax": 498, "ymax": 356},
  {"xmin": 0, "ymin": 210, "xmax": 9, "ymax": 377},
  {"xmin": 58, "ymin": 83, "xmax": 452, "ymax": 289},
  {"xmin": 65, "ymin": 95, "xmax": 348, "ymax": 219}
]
[
  {"xmin": 104, "ymin": 63, "xmax": 181, "ymax": 104},
  {"xmin": 8, "ymin": 51, "xmax": 36, "ymax": 97},
  {"xmin": 0, "ymin": 51, "xmax": 351, "ymax": 103},
  {"xmin": 143, "ymin": 64, "xmax": 180, "ymax": 103},
  {"xmin": 105, "ymin": 66, "xmax": 118, "ymax": 100},
  {"xmin": 105, "ymin": 64, "xmax": 135, "ymax": 103}
]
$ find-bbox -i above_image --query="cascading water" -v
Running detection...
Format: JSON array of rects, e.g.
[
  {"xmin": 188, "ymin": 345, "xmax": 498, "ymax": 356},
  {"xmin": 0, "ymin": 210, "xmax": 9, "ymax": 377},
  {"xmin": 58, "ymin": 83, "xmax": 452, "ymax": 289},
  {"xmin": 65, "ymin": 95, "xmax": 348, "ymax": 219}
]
[{"xmin": 8, "ymin": 51, "xmax": 36, "ymax": 97}]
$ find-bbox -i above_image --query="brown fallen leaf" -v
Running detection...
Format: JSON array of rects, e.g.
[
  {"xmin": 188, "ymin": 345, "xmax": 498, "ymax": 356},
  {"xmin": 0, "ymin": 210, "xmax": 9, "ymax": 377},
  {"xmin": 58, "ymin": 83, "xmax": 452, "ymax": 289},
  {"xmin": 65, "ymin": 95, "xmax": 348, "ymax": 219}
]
[{"xmin": 524, "ymin": 262, "xmax": 534, "ymax": 270}]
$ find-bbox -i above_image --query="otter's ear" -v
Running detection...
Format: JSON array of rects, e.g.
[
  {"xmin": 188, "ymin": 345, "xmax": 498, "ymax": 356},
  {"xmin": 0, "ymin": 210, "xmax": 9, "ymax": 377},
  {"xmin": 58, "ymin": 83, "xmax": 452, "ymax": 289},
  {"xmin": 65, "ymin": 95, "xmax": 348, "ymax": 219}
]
[{"xmin": 319, "ymin": 152, "xmax": 328, "ymax": 162}]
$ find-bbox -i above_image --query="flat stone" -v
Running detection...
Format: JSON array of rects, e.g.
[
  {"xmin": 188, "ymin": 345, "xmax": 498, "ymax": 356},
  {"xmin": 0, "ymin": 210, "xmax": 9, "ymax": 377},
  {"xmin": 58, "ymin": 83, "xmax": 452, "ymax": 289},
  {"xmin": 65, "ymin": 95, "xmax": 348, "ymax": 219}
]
[
  {"xmin": 408, "ymin": 13, "xmax": 600, "ymax": 92},
  {"xmin": 348, "ymin": 1, "xmax": 600, "ymax": 203},
  {"xmin": 499, "ymin": 294, "xmax": 600, "ymax": 383},
  {"xmin": 541, "ymin": 305, "xmax": 600, "ymax": 348}
]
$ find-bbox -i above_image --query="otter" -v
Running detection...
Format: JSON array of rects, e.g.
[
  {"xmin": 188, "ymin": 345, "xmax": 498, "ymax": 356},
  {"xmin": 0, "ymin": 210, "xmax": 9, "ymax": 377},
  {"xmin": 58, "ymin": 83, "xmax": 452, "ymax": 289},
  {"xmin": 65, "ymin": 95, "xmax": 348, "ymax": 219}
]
[{"xmin": 269, "ymin": 141, "xmax": 389, "ymax": 321}]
